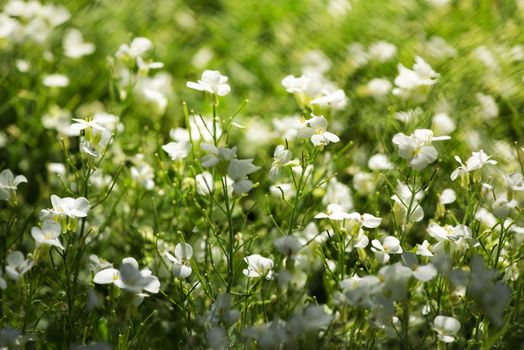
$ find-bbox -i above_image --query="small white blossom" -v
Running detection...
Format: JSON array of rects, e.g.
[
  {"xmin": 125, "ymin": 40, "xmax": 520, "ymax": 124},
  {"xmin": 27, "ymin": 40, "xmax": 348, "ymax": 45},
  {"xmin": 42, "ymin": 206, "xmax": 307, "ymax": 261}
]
[
  {"xmin": 297, "ymin": 115, "xmax": 340, "ymax": 148},
  {"xmin": 41, "ymin": 195, "xmax": 90, "ymax": 219},
  {"xmin": 416, "ymin": 240, "xmax": 433, "ymax": 257},
  {"xmin": 315, "ymin": 204, "xmax": 352, "ymax": 221},
  {"xmin": 347, "ymin": 212, "xmax": 382, "ymax": 229},
  {"xmin": 433, "ymin": 315, "xmax": 460, "ymax": 343},
  {"xmin": 392, "ymin": 129, "xmax": 450, "ymax": 170},
  {"xmin": 243, "ymin": 254, "xmax": 274, "ymax": 279},
  {"xmin": 94, "ymin": 257, "xmax": 160, "ymax": 296},
  {"xmin": 63, "ymin": 29, "xmax": 95, "ymax": 58},
  {"xmin": 186, "ymin": 70, "xmax": 230, "ymax": 96},
  {"xmin": 450, "ymin": 150, "xmax": 497, "ymax": 181},
  {"xmin": 371, "ymin": 236, "xmax": 403, "ymax": 264},
  {"xmin": 0, "ymin": 169, "xmax": 27, "ymax": 201},
  {"xmin": 5, "ymin": 251, "xmax": 33, "ymax": 281},
  {"xmin": 31, "ymin": 220, "xmax": 64, "ymax": 250},
  {"xmin": 439, "ymin": 189, "xmax": 456, "ymax": 205},
  {"xmin": 393, "ymin": 56, "xmax": 439, "ymax": 98},
  {"xmin": 269, "ymin": 145, "xmax": 295, "ymax": 180},
  {"xmin": 165, "ymin": 243, "xmax": 193, "ymax": 279},
  {"xmin": 42, "ymin": 74, "xmax": 69, "ymax": 88},
  {"xmin": 368, "ymin": 153, "xmax": 393, "ymax": 170}
]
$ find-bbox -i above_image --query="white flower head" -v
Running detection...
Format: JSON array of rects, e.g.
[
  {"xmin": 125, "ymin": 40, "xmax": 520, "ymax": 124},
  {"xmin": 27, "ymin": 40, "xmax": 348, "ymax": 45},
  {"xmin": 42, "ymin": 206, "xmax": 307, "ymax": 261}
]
[
  {"xmin": 94, "ymin": 257, "xmax": 160, "ymax": 296},
  {"xmin": 5, "ymin": 251, "xmax": 33, "ymax": 281},
  {"xmin": 165, "ymin": 243, "xmax": 193, "ymax": 279},
  {"xmin": 310, "ymin": 89, "xmax": 348, "ymax": 111},
  {"xmin": 347, "ymin": 212, "xmax": 382, "ymax": 229},
  {"xmin": 116, "ymin": 37, "xmax": 153, "ymax": 61},
  {"xmin": 186, "ymin": 70, "xmax": 230, "ymax": 96},
  {"xmin": 0, "ymin": 169, "xmax": 27, "ymax": 201},
  {"xmin": 368, "ymin": 41, "xmax": 397, "ymax": 62},
  {"xmin": 41, "ymin": 195, "xmax": 90, "ymax": 219},
  {"xmin": 243, "ymin": 254, "xmax": 274, "ymax": 280},
  {"xmin": 433, "ymin": 315, "xmax": 460, "ymax": 343},
  {"xmin": 393, "ymin": 56, "xmax": 439, "ymax": 99},
  {"xmin": 371, "ymin": 236, "xmax": 402, "ymax": 264},
  {"xmin": 31, "ymin": 220, "xmax": 64, "ymax": 250},
  {"xmin": 416, "ymin": 240, "xmax": 433, "ymax": 257},
  {"xmin": 315, "ymin": 204, "xmax": 352, "ymax": 221},
  {"xmin": 42, "ymin": 74, "xmax": 69, "ymax": 88},
  {"xmin": 368, "ymin": 153, "xmax": 393, "ymax": 170},
  {"xmin": 63, "ymin": 29, "xmax": 95, "ymax": 58},
  {"xmin": 392, "ymin": 129, "xmax": 450, "ymax": 170},
  {"xmin": 450, "ymin": 150, "xmax": 497, "ymax": 181},
  {"xmin": 162, "ymin": 140, "xmax": 190, "ymax": 161},
  {"xmin": 269, "ymin": 145, "xmax": 296, "ymax": 180},
  {"xmin": 439, "ymin": 189, "xmax": 456, "ymax": 205},
  {"xmin": 195, "ymin": 172, "xmax": 214, "ymax": 196},
  {"xmin": 274, "ymin": 236, "xmax": 301, "ymax": 256},
  {"xmin": 297, "ymin": 115, "xmax": 340, "ymax": 148},
  {"xmin": 228, "ymin": 158, "xmax": 260, "ymax": 195}
]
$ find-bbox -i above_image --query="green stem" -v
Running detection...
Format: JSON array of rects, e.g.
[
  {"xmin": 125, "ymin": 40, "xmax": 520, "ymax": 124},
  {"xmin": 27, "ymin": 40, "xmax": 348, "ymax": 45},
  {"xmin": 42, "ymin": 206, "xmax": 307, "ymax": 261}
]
[{"xmin": 222, "ymin": 177, "xmax": 235, "ymax": 293}]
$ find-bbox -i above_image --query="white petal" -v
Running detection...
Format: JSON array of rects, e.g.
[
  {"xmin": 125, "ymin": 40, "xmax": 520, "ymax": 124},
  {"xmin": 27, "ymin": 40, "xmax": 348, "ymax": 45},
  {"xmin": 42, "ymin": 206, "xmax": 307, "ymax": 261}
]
[{"xmin": 94, "ymin": 268, "xmax": 119, "ymax": 284}]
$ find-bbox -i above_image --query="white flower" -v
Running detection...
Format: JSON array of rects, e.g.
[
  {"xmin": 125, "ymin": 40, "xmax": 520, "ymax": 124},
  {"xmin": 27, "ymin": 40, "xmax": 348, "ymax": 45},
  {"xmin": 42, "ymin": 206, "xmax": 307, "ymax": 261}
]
[
  {"xmin": 368, "ymin": 154, "xmax": 393, "ymax": 170},
  {"xmin": 347, "ymin": 212, "xmax": 382, "ymax": 229},
  {"xmin": 505, "ymin": 173, "xmax": 524, "ymax": 192},
  {"xmin": 393, "ymin": 56, "xmax": 439, "ymax": 98},
  {"xmin": 195, "ymin": 172, "xmax": 214, "ymax": 196},
  {"xmin": 394, "ymin": 107, "xmax": 423, "ymax": 123},
  {"xmin": 41, "ymin": 195, "xmax": 90, "ymax": 219},
  {"xmin": 186, "ymin": 70, "xmax": 230, "ymax": 96},
  {"xmin": 450, "ymin": 150, "xmax": 497, "ymax": 181},
  {"xmin": 130, "ymin": 161, "xmax": 155, "ymax": 190},
  {"xmin": 162, "ymin": 141, "xmax": 190, "ymax": 160},
  {"xmin": 476, "ymin": 93, "xmax": 498, "ymax": 120},
  {"xmin": 432, "ymin": 112, "xmax": 456, "ymax": 135},
  {"xmin": 274, "ymin": 236, "xmax": 301, "ymax": 256},
  {"xmin": 243, "ymin": 254, "xmax": 274, "ymax": 279},
  {"xmin": 297, "ymin": 115, "xmax": 340, "ymax": 148},
  {"xmin": 310, "ymin": 89, "xmax": 348, "ymax": 111},
  {"xmin": 69, "ymin": 118, "xmax": 107, "ymax": 135},
  {"xmin": 165, "ymin": 243, "xmax": 193, "ymax": 279},
  {"xmin": 94, "ymin": 257, "xmax": 160, "ymax": 295},
  {"xmin": 368, "ymin": 41, "xmax": 397, "ymax": 62},
  {"xmin": 428, "ymin": 223, "xmax": 464, "ymax": 242},
  {"xmin": 0, "ymin": 169, "xmax": 27, "ymax": 201},
  {"xmin": 315, "ymin": 204, "xmax": 352, "ymax": 221},
  {"xmin": 371, "ymin": 236, "xmax": 402, "ymax": 264},
  {"xmin": 269, "ymin": 145, "xmax": 295, "ymax": 180},
  {"xmin": 392, "ymin": 129, "xmax": 450, "ymax": 170},
  {"xmin": 433, "ymin": 315, "xmax": 460, "ymax": 343},
  {"xmin": 228, "ymin": 158, "xmax": 260, "ymax": 195},
  {"xmin": 31, "ymin": 220, "xmax": 64, "ymax": 250},
  {"xmin": 427, "ymin": 223, "xmax": 476, "ymax": 253},
  {"xmin": 5, "ymin": 251, "xmax": 33, "ymax": 281},
  {"xmin": 353, "ymin": 172, "xmax": 377, "ymax": 195},
  {"xmin": 200, "ymin": 144, "xmax": 237, "ymax": 168},
  {"xmin": 302, "ymin": 50, "xmax": 332, "ymax": 74},
  {"xmin": 491, "ymin": 194, "xmax": 518, "ymax": 218},
  {"xmin": 365, "ymin": 78, "xmax": 392, "ymax": 99},
  {"xmin": 42, "ymin": 74, "xmax": 69, "ymax": 88},
  {"xmin": 116, "ymin": 37, "xmax": 153, "ymax": 61},
  {"xmin": 63, "ymin": 29, "xmax": 95, "ymax": 58},
  {"xmin": 416, "ymin": 240, "xmax": 433, "ymax": 257},
  {"xmin": 439, "ymin": 189, "xmax": 456, "ymax": 205},
  {"xmin": 402, "ymin": 252, "xmax": 437, "ymax": 282}
]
